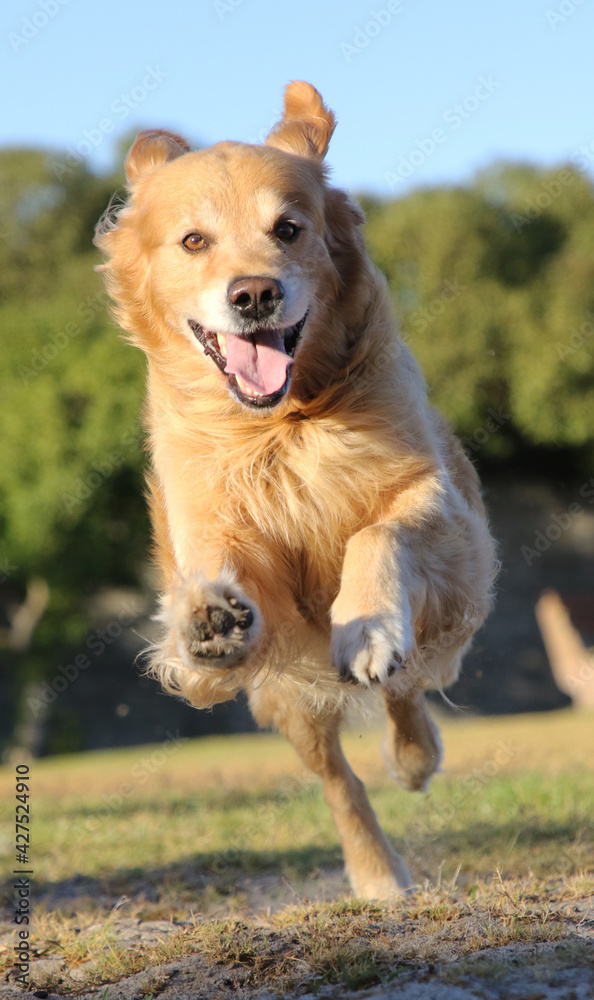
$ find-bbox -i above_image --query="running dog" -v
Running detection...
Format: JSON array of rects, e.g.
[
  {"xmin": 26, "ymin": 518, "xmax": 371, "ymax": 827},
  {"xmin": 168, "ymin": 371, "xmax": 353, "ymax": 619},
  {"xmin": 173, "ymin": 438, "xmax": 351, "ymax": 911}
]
[{"xmin": 95, "ymin": 81, "xmax": 497, "ymax": 897}]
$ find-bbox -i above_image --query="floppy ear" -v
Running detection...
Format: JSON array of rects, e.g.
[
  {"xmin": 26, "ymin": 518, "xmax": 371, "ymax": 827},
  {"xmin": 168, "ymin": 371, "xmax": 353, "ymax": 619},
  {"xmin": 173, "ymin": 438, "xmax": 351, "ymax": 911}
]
[
  {"xmin": 265, "ymin": 81, "xmax": 336, "ymax": 160},
  {"xmin": 125, "ymin": 129, "xmax": 190, "ymax": 183}
]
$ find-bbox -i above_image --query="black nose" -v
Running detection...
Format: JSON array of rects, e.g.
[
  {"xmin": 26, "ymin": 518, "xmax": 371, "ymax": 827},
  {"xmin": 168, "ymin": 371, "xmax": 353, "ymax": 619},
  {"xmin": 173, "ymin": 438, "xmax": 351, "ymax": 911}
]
[{"xmin": 227, "ymin": 276, "xmax": 283, "ymax": 320}]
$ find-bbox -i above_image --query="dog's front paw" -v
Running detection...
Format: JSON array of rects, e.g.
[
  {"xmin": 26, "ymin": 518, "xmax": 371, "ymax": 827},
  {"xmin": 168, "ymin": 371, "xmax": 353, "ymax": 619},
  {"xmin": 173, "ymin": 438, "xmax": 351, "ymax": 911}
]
[
  {"xmin": 168, "ymin": 573, "xmax": 261, "ymax": 670},
  {"xmin": 331, "ymin": 615, "xmax": 413, "ymax": 687}
]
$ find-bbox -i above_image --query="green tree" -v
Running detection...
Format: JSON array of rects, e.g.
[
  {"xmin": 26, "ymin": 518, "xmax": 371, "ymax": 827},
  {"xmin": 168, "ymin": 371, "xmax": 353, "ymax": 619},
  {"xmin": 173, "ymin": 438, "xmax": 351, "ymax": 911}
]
[
  {"xmin": 0, "ymin": 150, "xmax": 146, "ymax": 753},
  {"xmin": 363, "ymin": 163, "xmax": 594, "ymax": 455}
]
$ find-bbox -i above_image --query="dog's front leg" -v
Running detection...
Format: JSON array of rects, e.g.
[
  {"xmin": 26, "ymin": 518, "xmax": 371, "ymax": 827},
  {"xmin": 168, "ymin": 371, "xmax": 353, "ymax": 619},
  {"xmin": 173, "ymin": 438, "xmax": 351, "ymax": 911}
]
[
  {"xmin": 164, "ymin": 567, "xmax": 262, "ymax": 672},
  {"xmin": 331, "ymin": 522, "xmax": 421, "ymax": 687},
  {"xmin": 148, "ymin": 471, "xmax": 264, "ymax": 686},
  {"xmin": 330, "ymin": 476, "xmax": 493, "ymax": 689}
]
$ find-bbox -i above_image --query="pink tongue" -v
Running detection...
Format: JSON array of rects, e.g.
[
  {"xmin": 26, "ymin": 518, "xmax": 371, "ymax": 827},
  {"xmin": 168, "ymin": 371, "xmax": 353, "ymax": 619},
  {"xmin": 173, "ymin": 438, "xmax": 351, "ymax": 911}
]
[{"xmin": 224, "ymin": 330, "xmax": 292, "ymax": 396}]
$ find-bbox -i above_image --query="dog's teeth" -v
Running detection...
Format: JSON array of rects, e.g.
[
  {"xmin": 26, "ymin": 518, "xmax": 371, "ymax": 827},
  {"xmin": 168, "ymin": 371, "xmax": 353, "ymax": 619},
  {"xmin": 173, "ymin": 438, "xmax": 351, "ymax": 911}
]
[
  {"xmin": 218, "ymin": 333, "xmax": 227, "ymax": 358},
  {"xmin": 236, "ymin": 374, "xmax": 264, "ymax": 397}
]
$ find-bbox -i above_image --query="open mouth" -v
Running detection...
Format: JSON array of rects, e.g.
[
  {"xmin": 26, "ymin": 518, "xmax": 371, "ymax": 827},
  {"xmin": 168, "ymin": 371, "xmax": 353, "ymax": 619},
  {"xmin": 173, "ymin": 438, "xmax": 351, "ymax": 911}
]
[{"xmin": 188, "ymin": 314, "xmax": 307, "ymax": 408}]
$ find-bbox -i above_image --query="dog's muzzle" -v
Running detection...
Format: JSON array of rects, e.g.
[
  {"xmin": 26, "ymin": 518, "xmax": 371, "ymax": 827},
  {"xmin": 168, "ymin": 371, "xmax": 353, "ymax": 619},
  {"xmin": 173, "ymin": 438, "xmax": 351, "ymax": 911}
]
[{"xmin": 188, "ymin": 313, "xmax": 307, "ymax": 409}]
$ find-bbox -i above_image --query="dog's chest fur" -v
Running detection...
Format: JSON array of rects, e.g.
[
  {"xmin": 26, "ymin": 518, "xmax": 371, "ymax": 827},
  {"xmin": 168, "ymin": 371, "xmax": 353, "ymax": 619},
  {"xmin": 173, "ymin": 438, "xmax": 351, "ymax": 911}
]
[{"xmin": 153, "ymin": 404, "xmax": 423, "ymax": 621}]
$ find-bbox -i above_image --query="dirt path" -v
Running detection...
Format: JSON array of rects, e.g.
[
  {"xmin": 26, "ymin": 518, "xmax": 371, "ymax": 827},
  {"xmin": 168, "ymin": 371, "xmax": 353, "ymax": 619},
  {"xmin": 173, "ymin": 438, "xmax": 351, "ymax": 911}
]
[
  {"xmin": 1, "ymin": 937, "xmax": 593, "ymax": 999},
  {"xmin": 1, "ymin": 874, "xmax": 592, "ymax": 999},
  {"xmin": 1, "ymin": 715, "xmax": 591, "ymax": 998}
]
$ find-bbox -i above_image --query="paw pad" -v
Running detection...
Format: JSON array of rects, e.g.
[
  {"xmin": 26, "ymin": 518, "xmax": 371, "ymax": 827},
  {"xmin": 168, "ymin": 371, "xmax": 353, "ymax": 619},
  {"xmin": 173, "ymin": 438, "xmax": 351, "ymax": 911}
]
[
  {"xmin": 174, "ymin": 578, "xmax": 260, "ymax": 671},
  {"xmin": 207, "ymin": 606, "xmax": 236, "ymax": 635}
]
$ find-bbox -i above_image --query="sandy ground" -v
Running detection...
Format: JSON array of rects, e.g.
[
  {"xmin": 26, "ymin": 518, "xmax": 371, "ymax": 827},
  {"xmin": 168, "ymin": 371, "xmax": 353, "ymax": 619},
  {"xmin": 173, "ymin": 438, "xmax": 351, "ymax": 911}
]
[
  {"xmin": 1, "ymin": 938, "xmax": 592, "ymax": 1000},
  {"xmin": 1, "ymin": 714, "xmax": 592, "ymax": 998},
  {"xmin": 0, "ymin": 875, "xmax": 591, "ymax": 1000}
]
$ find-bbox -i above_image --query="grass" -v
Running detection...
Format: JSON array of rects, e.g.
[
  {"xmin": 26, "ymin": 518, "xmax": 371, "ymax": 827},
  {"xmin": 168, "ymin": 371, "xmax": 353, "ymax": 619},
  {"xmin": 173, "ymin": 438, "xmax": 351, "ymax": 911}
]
[{"xmin": 0, "ymin": 708, "xmax": 592, "ymax": 995}]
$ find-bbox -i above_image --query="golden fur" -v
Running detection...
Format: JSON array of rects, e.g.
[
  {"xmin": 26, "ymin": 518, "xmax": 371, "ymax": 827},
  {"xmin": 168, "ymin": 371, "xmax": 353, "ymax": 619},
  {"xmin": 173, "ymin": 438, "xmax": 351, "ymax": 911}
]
[{"xmin": 95, "ymin": 82, "xmax": 497, "ymax": 897}]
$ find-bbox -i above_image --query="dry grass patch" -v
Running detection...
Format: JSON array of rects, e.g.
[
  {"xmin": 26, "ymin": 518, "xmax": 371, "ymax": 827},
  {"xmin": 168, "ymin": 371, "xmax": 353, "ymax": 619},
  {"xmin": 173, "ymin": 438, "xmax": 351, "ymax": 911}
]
[
  {"xmin": 20, "ymin": 873, "xmax": 592, "ymax": 995},
  {"xmin": 0, "ymin": 708, "xmax": 592, "ymax": 996}
]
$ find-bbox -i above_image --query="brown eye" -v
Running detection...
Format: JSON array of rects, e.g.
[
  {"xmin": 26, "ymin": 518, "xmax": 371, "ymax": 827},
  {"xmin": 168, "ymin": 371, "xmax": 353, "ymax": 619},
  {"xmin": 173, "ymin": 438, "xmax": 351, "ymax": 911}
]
[
  {"xmin": 274, "ymin": 220, "xmax": 300, "ymax": 243},
  {"xmin": 182, "ymin": 233, "xmax": 207, "ymax": 251}
]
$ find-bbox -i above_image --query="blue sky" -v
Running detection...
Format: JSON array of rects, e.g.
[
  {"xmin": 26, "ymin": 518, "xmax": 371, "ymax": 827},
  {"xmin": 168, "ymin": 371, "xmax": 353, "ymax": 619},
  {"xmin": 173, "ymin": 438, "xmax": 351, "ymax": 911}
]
[{"xmin": 2, "ymin": 0, "xmax": 594, "ymax": 196}]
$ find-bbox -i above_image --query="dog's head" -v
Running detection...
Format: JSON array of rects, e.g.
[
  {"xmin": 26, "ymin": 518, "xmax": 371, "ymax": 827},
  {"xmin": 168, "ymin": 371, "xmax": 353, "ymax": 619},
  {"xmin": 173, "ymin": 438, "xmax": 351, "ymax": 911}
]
[{"xmin": 96, "ymin": 82, "xmax": 367, "ymax": 412}]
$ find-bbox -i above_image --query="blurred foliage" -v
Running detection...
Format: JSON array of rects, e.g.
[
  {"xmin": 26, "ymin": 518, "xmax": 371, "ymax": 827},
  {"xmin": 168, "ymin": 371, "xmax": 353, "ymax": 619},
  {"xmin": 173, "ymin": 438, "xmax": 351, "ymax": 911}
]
[
  {"xmin": 362, "ymin": 162, "xmax": 594, "ymax": 455},
  {"xmin": 0, "ymin": 148, "xmax": 593, "ymax": 736},
  {"xmin": 0, "ymin": 150, "xmax": 147, "ymax": 687}
]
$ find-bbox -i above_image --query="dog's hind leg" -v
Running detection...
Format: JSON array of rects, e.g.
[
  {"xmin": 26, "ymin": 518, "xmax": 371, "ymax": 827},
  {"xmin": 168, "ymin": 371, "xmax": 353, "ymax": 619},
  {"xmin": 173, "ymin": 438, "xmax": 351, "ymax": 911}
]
[
  {"xmin": 382, "ymin": 639, "xmax": 468, "ymax": 792},
  {"xmin": 382, "ymin": 687, "xmax": 443, "ymax": 793},
  {"xmin": 249, "ymin": 685, "xmax": 412, "ymax": 899}
]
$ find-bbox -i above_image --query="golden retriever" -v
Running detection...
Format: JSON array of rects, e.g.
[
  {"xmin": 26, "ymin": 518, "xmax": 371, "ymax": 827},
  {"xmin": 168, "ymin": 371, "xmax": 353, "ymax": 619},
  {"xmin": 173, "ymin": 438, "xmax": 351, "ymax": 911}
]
[{"xmin": 95, "ymin": 81, "xmax": 497, "ymax": 898}]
